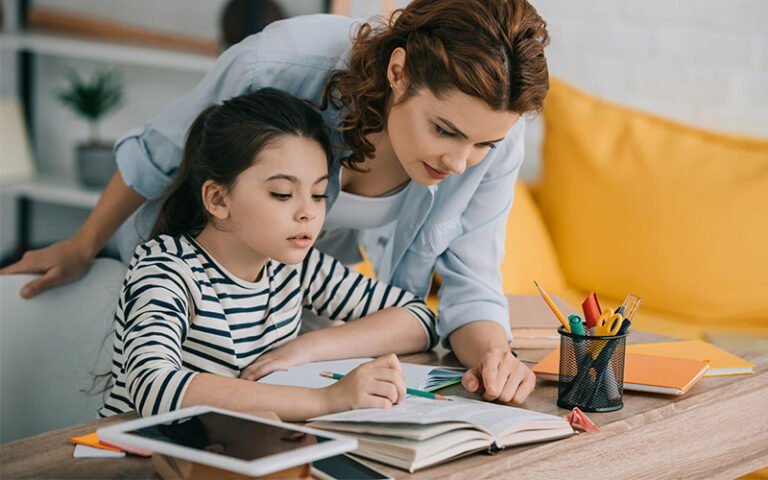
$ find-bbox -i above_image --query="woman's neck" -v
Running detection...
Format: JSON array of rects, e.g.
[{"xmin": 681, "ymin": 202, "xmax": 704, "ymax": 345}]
[
  {"xmin": 341, "ymin": 130, "xmax": 410, "ymax": 197},
  {"xmin": 194, "ymin": 225, "xmax": 267, "ymax": 283}
]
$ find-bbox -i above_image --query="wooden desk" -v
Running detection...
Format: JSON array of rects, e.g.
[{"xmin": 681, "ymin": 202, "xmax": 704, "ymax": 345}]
[{"xmin": 2, "ymin": 333, "xmax": 767, "ymax": 479}]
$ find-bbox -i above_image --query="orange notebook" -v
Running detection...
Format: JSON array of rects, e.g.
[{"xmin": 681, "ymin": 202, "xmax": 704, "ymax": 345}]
[
  {"xmin": 627, "ymin": 340, "xmax": 754, "ymax": 377},
  {"xmin": 533, "ymin": 350, "xmax": 710, "ymax": 396}
]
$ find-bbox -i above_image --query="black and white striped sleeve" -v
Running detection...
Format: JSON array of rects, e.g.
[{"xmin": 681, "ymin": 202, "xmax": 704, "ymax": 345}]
[
  {"xmin": 120, "ymin": 254, "xmax": 198, "ymax": 417},
  {"xmin": 300, "ymin": 248, "xmax": 438, "ymax": 349}
]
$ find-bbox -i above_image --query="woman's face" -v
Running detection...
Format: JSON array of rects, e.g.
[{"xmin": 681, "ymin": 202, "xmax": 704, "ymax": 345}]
[{"xmin": 386, "ymin": 87, "xmax": 520, "ymax": 185}]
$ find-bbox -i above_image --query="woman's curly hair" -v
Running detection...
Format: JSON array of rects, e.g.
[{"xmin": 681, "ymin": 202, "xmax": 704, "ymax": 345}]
[{"xmin": 321, "ymin": 0, "xmax": 550, "ymax": 170}]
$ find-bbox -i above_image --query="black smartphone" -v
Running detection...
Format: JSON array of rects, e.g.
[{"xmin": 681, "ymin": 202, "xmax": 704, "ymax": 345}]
[{"xmin": 312, "ymin": 454, "xmax": 393, "ymax": 480}]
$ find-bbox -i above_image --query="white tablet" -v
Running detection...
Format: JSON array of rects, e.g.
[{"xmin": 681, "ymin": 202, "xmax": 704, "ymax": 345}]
[{"xmin": 97, "ymin": 406, "xmax": 357, "ymax": 477}]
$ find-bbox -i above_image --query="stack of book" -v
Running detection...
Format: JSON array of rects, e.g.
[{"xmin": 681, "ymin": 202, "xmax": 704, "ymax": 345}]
[
  {"xmin": 308, "ymin": 396, "xmax": 574, "ymax": 472},
  {"xmin": 507, "ymin": 294, "xmax": 577, "ymax": 349}
]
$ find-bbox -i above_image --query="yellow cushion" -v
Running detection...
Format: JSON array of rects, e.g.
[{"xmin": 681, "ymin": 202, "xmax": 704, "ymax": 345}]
[
  {"xmin": 501, "ymin": 182, "xmax": 567, "ymax": 294},
  {"xmin": 538, "ymin": 78, "xmax": 768, "ymax": 328}
]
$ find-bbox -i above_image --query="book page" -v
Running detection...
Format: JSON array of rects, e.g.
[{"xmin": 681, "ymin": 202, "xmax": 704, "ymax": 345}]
[
  {"xmin": 311, "ymin": 396, "xmax": 567, "ymax": 437},
  {"xmin": 259, "ymin": 358, "xmax": 462, "ymax": 391},
  {"xmin": 310, "ymin": 421, "xmax": 470, "ymax": 441}
]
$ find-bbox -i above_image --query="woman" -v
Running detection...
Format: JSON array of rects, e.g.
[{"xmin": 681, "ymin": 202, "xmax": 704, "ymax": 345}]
[{"xmin": 2, "ymin": 0, "xmax": 549, "ymax": 405}]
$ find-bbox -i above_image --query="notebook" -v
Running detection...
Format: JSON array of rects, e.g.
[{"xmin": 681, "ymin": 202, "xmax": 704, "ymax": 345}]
[
  {"xmin": 507, "ymin": 295, "xmax": 577, "ymax": 349},
  {"xmin": 627, "ymin": 340, "xmax": 754, "ymax": 376},
  {"xmin": 532, "ymin": 350, "xmax": 710, "ymax": 395},
  {"xmin": 308, "ymin": 396, "xmax": 574, "ymax": 472},
  {"xmin": 259, "ymin": 358, "xmax": 464, "ymax": 393}
]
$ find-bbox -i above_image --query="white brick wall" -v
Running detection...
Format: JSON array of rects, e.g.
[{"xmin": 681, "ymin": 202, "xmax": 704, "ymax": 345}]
[{"xmin": 521, "ymin": 0, "xmax": 768, "ymax": 180}]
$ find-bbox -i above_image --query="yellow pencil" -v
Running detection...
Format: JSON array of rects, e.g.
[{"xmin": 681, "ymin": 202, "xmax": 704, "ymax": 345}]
[{"xmin": 533, "ymin": 280, "xmax": 570, "ymax": 333}]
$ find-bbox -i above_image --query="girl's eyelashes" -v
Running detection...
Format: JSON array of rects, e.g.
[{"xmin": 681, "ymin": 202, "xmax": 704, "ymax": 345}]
[{"xmin": 271, "ymin": 192, "xmax": 328, "ymax": 202}]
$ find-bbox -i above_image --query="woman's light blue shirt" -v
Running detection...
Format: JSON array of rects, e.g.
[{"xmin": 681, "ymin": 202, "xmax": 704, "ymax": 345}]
[{"xmin": 114, "ymin": 14, "xmax": 524, "ymax": 346}]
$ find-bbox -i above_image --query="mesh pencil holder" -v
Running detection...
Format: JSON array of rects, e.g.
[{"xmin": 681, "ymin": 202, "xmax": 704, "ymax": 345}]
[{"xmin": 556, "ymin": 326, "xmax": 627, "ymax": 412}]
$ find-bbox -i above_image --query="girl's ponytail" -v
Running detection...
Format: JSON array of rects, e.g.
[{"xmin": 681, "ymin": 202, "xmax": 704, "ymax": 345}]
[{"xmin": 150, "ymin": 105, "xmax": 217, "ymax": 238}]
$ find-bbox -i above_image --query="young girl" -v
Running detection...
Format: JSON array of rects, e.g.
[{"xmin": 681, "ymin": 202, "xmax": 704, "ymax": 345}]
[
  {"xmin": 10, "ymin": 0, "xmax": 547, "ymax": 405},
  {"xmin": 98, "ymin": 88, "xmax": 437, "ymax": 421}
]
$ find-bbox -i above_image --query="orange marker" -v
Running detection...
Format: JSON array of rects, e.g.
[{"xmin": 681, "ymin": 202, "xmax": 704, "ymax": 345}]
[{"xmin": 581, "ymin": 292, "xmax": 602, "ymax": 329}]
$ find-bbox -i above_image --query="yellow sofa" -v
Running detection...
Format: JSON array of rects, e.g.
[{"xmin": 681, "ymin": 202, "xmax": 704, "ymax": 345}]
[{"xmin": 503, "ymin": 78, "xmax": 768, "ymax": 344}]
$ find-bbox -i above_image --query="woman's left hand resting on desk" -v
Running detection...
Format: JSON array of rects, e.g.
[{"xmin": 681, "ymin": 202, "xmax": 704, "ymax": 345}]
[
  {"xmin": 461, "ymin": 346, "xmax": 536, "ymax": 405},
  {"xmin": 451, "ymin": 321, "xmax": 536, "ymax": 405}
]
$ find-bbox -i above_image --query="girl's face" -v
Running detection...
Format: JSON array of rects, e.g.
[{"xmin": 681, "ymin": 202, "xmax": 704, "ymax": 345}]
[
  {"xmin": 219, "ymin": 135, "xmax": 329, "ymax": 265},
  {"xmin": 386, "ymin": 87, "xmax": 520, "ymax": 185}
]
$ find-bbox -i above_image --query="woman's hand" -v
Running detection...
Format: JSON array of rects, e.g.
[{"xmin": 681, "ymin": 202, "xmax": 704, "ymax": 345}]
[
  {"xmin": 461, "ymin": 346, "xmax": 536, "ymax": 405},
  {"xmin": 0, "ymin": 238, "xmax": 94, "ymax": 299},
  {"xmin": 240, "ymin": 340, "xmax": 310, "ymax": 381},
  {"xmin": 323, "ymin": 354, "xmax": 407, "ymax": 412}
]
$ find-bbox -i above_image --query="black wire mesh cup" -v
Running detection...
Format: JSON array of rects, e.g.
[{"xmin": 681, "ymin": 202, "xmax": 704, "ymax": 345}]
[{"xmin": 556, "ymin": 326, "xmax": 627, "ymax": 412}]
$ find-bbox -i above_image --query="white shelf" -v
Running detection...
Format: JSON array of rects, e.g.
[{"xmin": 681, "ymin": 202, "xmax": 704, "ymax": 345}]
[
  {"xmin": 1, "ymin": 176, "xmax": 101, "ymax": 210},
  {"xmin": 0, "ymin": 32, "xmax": 216, "ymax": 73}
]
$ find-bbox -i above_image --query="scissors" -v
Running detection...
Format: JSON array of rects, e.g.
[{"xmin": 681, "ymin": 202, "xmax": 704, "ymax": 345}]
[{"xmin": 595, "ymin": 308, "xmax": 623, "ymax": 336}]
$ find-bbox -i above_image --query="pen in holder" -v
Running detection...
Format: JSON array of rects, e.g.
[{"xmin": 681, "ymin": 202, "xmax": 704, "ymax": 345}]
[{"xmin": 556, "ymin": 326, "xmax": 627, "ymax": 412}]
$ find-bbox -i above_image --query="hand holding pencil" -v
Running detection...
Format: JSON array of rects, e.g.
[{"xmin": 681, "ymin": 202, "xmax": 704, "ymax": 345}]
[
  {"xmin": 322, "ymin": 354, "xmax": 408, "ymax": 411},
  {"xmin": 321, "ymin": 371, "xmax": 450, "ymax": 401}
]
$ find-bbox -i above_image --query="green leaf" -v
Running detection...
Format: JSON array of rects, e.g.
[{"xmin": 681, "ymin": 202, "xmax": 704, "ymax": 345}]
[{"xmin": 56, "ymin": 69, "xmax": 124, "ymax": 125}]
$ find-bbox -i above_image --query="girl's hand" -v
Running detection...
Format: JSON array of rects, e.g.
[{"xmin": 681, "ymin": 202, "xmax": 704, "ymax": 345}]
[
  {"xmin": 240, "ymin": 341, "xmax": 309, "ymax": 381},
  {"xmin": 324, "ymin": 354, "xmax": 407, "ymax": 412},
  {"xmin": 0, "ymin": 239, "xmax": 94, "ymax": 299},
  {"xmin": 461, "ymin": 346, "xmax": 536, "ymax": 405}
]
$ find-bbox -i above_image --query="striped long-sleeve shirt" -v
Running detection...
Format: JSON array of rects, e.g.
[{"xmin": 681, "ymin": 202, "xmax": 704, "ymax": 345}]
[{"xmin": 99, "ymin": 234, "xmax": 437, "ymax": 418}]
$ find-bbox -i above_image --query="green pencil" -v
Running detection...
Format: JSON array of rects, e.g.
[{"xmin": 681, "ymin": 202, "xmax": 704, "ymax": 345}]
[{"xmin": 319, "ymin": 371, "xmax": 452, "ymax": 401}]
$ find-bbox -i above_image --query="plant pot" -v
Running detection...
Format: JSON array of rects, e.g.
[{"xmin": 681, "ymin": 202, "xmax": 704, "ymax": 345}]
[{"xmin": 76, "ymin": 143, "xmax": 116, "ymax": 188}]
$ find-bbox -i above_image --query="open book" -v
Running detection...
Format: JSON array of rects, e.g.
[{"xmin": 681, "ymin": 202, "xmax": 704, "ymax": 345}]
[
  {"xmin": 259, "ymin": 358, "xmax": 464, "ymax": 392},
  {"xmin": 308, "ymin": 396, "xmax": 574, "ymax": 472}
]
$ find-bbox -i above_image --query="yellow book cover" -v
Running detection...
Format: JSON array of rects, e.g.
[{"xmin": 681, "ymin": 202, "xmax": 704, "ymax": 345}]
[{"xmin": 627, "ymin": 340, "xmax": 753, "ymax": 376}]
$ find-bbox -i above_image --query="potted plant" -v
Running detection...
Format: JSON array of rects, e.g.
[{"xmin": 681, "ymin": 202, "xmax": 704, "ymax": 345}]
[{"xmin": 57, "ymin": 69, "xmax": 123, "ymax": 188}]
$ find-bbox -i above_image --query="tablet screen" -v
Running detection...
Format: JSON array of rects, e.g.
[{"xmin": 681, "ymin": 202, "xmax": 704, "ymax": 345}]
[{"xmin": 127, "ymin": 412, "xmax": 333, "ymax": 461}]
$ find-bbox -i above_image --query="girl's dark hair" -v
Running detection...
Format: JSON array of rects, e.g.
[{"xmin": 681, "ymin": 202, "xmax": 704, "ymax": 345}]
[
  {"xmin": 151, "ymin": 88, "xmax": 332, "ymax": 238},
  {"xmin": 321, "ymin": 0, "xmax": 549, "ymax": 170}
]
